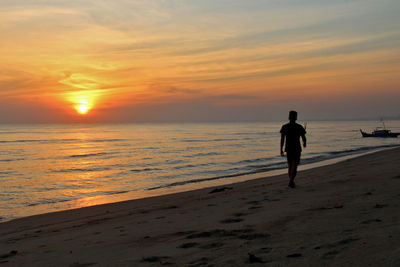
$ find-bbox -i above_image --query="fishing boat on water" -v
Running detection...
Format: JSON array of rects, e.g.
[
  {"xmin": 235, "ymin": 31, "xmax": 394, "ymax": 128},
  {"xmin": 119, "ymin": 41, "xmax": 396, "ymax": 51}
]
[{"xmin": 360, "ymin": 120, "xmax": 399, "ymax": 138}]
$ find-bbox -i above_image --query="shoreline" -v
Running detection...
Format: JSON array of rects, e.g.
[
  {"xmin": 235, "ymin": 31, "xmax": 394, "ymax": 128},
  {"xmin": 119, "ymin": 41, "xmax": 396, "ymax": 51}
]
[
  {"xmin": 1, "ymin": 147, "xmax": 399, "ymax": 266},
  {"xmin": 2, "ymin": 145, "xmax": 398, "ymax": 223}
]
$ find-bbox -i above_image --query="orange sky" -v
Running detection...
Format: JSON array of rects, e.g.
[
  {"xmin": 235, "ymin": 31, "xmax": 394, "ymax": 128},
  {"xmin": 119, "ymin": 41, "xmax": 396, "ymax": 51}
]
[{"xmin": 1, "ymin": 0, "xmax": 399, "ymax": 122}]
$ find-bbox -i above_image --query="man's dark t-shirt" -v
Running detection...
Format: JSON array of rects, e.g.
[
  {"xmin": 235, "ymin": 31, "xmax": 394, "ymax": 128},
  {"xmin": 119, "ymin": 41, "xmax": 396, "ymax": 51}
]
[{"xmin": 280, "ymin": 122, "xmax": 306, "ymax": 153}]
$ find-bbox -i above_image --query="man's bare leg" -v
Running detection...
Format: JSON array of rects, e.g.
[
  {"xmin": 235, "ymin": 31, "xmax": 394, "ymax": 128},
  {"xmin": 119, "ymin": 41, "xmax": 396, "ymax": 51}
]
[{"xmin": 287, "ymin": 160, "xmax": 297, "ymax": 188}]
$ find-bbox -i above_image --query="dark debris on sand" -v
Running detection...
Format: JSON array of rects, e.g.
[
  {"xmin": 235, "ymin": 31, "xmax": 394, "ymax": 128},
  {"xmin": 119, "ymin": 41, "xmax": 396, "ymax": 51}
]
[
  {"xmin": 141, "ymin": 256, "xmax": 170, "ymax": 263},
  {"xmin": 248, "ymin": 252, "xmax": 265, "ymax": 263},
  {"xmin": 177, "ymin": 242, "xmax": 198, "ymax": 249},
  {"xmin": 0, "ymin": 250, "xmax": 17, "ymax": 259},
  {"xmin": 186, "ymin": 229, "xmax": 253, "ymax": 239},
  {"xmin": 287, "ymin": 253, "xmax": 302, "ymax": 258},
  {"xmin": 209, "ymin": 187, "xmax": 233, "ymax": 194}
]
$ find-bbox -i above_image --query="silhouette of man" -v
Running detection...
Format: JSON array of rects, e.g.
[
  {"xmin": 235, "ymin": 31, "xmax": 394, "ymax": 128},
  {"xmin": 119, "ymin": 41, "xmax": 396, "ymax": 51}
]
[{"xmin": 280, "ymin": 111, "xmax": 306, "ymax": 188}]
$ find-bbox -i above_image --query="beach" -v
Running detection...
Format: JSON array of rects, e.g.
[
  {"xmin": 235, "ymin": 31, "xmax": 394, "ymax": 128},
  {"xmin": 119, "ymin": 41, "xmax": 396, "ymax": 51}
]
[{"xmin": 1, "ymin": 147, "xmax": 399, "ymax": 266}]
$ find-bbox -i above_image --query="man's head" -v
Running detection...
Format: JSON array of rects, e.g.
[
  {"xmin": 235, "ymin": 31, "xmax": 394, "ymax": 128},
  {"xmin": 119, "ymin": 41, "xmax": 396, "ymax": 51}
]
[{"xmin": 289, "ymin": 110, "xmax": 297, "ymax": 122}]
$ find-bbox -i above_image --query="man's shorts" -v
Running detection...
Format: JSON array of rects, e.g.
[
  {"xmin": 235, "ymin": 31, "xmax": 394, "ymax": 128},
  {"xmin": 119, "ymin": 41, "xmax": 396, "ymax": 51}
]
[{"xmin": 286, "ymin": 151, "xmax": 301, "ymax": 164}]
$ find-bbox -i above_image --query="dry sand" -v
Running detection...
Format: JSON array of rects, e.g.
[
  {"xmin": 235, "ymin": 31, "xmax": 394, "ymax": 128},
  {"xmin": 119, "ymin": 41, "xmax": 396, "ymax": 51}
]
[{"xmin": 1, "ymin": 147, "xmax": 400, "ymax": 266}]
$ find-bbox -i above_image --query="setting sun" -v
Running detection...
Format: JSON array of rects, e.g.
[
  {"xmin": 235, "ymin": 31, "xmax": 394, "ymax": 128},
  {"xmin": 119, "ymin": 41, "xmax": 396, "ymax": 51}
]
[
  {"xmin": 76, "ymin": 104, "xmax": 89, "ymax": 114},
  {"xmin": 63, "ymin": 91, "xmax": 99, "ymax": 116}
]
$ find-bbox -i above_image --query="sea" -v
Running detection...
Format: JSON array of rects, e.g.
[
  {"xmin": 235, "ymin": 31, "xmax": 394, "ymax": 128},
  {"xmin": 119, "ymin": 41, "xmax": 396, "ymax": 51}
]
[{"xmin": 1, "ymin": 121, "xmax": 399, "ymax": 222}]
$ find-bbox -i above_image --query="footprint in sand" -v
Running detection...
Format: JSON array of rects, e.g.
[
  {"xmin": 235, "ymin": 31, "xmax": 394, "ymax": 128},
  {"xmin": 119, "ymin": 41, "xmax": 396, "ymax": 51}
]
[
  {"xmin": 287, "ymin": 253, "xmax": 302, "ymax": 258},
  {"xmin": 171, "ymin": 230, "xmax": 196, "ymax": 237},
  {"xmin": 263, "ymin": 196, "xmax": 280, "ymax": 202},
  {"xmin": 0, "ymin": 251, "xmax": 18, "ymax": 260},
  {"xmin": 209, "ymin": 187, "xmax": 233, "ymax": 194},
  {"xmin": 184, "ymin": 228, "xmax": 269, "ymax": 243},
  {"xmin": 69, "ymin": 262, "xmax": 97, "ymax": 267},
  {"xmin": 374, "ymin": 204, "xmax": 388, "ymax": 209},
  {"xmin": 246, "ymin": 200, "xmax": 263, "ymax": 210},
  {"xmin": 248, "ymin": 253, "xmax": 265, "ymax": 263},
  {"xmin": 248, "ymin": 206, "xmax": 262, "ymax": 210},
  {"xmin": 361, "ymin": 219, "xmax": 382, "ymax": 224},
  {"xmin": 141, "ymin": 256, "xmax": 170, "ymax": 263},
  {"xmin": 177, "ymin": 242, "xmax": 198, "ymax": 249},
  {"xmin": 185, "ymin": 229, "xmax": 253, "ymax": 239},
  {"xmin": 200, "ymin": 242, "xmax": 224, "ymax": 249},
  {"xmin": 322, "ymin": 250, "xmax": 339, "ymax": 259},
  {"xmin": 189, "ymin": 257, "xmax": 209, "ymax": 266},
  {"xmin": 312, "ymin": 205, "xmax": 344, "ymax": 211},
  {"xmin": 247, "ymin": 200, "xmax": 260, "ymax": 205},
  {"xmin": 239, "ymin": 233, "xmax": 270, "ymax": 241},
  {"xmin": 314, "ymin": 237, "xmax": 360, "ymax": 250},
  {"xmin": 220, "ymin": 218, "xmax": 243, "ymax": 224},
  {"xmin": 232, "ymin": 212, "xmax": 247, "ymax": 217}
]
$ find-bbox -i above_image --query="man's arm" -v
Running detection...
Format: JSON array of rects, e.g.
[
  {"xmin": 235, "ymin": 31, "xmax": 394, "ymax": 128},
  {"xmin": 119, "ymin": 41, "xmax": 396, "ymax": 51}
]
[
  {"xmin": 301, "ymin": 134, "xmax": 307, "ymax": 148},
  {"xmin": 280, "ymin": 133, "xmax": 285, "ymax": 156}
]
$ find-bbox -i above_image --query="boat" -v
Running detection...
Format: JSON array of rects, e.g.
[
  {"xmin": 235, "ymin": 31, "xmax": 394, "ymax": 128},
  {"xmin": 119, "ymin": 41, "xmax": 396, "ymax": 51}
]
[
  {"xmin": 360, "ymin": 120, "xmax": 399, "ymax": 138},
  {"xmin": 360, "ymin": 129, "xmax": 399, "ymax": 138}
]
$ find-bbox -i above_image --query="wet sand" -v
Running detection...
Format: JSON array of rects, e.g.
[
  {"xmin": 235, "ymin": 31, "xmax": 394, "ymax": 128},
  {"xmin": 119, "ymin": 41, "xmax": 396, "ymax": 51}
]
[{"xmin": 1, "ymin": 147, "xmax": 400, "ymax": 266}]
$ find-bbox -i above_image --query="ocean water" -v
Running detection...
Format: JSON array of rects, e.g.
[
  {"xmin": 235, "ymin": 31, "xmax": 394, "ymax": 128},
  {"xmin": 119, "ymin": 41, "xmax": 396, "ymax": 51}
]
[{"xmin": 1, "ymin": 121, "xmax": 399, "ymax": 221}]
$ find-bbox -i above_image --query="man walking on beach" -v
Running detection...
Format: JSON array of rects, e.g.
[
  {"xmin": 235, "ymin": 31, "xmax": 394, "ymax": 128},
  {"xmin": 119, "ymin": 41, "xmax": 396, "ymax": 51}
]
[{"xmin": 280, "ymin": 111, "xmax": 306, "ymax": 188}]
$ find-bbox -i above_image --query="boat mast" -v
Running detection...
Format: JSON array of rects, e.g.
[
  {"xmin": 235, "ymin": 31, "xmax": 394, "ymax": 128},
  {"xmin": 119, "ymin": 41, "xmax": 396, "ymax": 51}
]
[{"xmin": 380, "ymin": 118, "xmax": 386, "ymax": 130}]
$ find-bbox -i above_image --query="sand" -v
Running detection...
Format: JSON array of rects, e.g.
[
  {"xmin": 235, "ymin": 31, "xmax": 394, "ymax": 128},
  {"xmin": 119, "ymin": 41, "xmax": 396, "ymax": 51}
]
[{"xmin": 1, "ymin": 147, "xmax": 400, "ymax": 266}]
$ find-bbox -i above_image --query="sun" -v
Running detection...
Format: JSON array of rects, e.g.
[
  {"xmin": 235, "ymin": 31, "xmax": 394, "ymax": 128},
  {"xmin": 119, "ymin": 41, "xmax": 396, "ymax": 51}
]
[
  {"xmin": 64, "ymin": 90, "xmax": 97, "ymax": 116},
  {"xmin": 76, "ymin": 104, "xmax": 89, "ymax": 114}
]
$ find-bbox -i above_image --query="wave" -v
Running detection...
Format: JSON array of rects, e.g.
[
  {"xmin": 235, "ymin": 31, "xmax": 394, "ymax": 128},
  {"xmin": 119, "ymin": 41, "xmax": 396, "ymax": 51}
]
[
  {"xmin": 147, "ymin": 144, "xmax": 400, "ymax": 191},
  {"xmin": 0, "ymin": 138, "xmax": 127, "ymax": 144},
  {"xmin": 130, "ymin": 167, "xmax": 162, "ymax": 172},
  {"xmin": 90, "ymin": 138, "xmax": 126, "ymax": 143},
  {"xmin": 0, "ymin": 171, "xmax": 14, "ymax": 175},
  {"xmin": 231, "ymin": 131, "xmax": 275, "ymax": 136},
  {"xmin": 302, "ymin": 144, "xmax": 400, "ymax": 165},
  {"xmin": 0, "ymin": 131, "xmax": 53, "ymax": 134},
  {"xmin": 190, "ymin": 152, "xmax": 222, "ymax": 157},
  {"xmin": 27, "ymin": 198, "xmax": 70, "ymax": 207},
  {"xmin": 51, "ymin": 166, "xmax": 111, "ymax": 173},
  {"xmin": 0, "ymin": 139, "xmax": 78, "ymax": 144},
  {"xmin": 25, "ymin": 190, "xmax": 131, "ymax": 207},
  {"xmin": 180, "ymin": 138, "xmax": 246, "ymax": 143},
  {"xmin": 68, "ymin": 152, "xmax": 115, "ymax": 158},
  {"xmin": 172, "ymin": 162, "xmax": 214, "ymax": 170},
  {"xmin": 165, "ymin": 159, "xmax": 187, "ymax": 165},
  {"xmin": 236, "ymin": 157, "xmax": 273, "ymax": 164},
  {"xmin": 96, "ymin": 190, "xmax": 130, "ymax": 196},
  {"xmin": 0, "ymin": 158, "xmax": 25, "ymax": 162}
]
